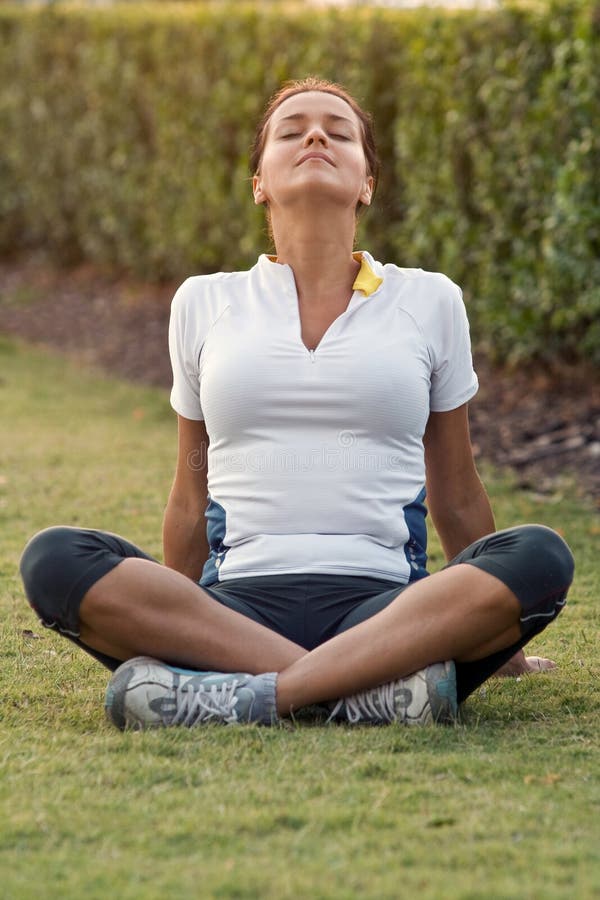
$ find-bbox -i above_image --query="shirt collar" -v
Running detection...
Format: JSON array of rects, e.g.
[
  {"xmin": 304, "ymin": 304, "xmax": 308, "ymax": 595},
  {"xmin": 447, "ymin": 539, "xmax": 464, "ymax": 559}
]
[{"xmin": 263, "ymin": 251, "xmax": 383, "ymax": 297}]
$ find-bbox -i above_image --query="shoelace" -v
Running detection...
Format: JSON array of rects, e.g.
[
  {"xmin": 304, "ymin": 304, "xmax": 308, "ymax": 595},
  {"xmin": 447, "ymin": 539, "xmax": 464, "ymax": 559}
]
[
  {"xmin": 327, "ymin": 681, "xmax": 397, "ymax": 724},
  {"xmin": 171, "ymin": 678, "xmax": 242, "ymax": 726}
]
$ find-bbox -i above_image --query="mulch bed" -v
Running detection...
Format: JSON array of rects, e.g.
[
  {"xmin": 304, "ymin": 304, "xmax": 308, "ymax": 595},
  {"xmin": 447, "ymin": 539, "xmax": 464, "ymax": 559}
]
[{"xmin": 1, "ymin": 256, "xmax": 598, "ymax": 508}]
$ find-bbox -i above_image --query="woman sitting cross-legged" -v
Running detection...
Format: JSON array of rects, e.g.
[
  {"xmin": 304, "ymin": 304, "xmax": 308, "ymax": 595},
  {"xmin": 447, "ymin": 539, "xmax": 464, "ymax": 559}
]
[{"xmin": 20, "ymin": 78, "xmax": 574, "ymax": 729}]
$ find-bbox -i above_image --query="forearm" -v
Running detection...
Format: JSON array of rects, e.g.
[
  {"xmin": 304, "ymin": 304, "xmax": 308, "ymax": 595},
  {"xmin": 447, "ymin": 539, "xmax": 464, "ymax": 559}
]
[
  {"xmin": 428, "ymin": 479, "xmax": 495, "ymax": 562},
  {"xmin": 163, "ymin": 495, "xmax": 209, "ymax": 582}
]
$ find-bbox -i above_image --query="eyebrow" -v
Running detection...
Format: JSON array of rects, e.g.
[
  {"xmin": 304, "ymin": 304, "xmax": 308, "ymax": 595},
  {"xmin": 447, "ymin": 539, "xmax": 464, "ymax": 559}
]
[{"xmin": 276, "ymin": 113, "xmax": 356, "ymax": 127}]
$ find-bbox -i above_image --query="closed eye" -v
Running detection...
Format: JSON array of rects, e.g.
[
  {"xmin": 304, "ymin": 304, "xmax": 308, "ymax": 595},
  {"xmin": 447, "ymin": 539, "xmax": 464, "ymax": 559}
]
[{"xmin": 279, "ymin": 132, "xmax": 351, "ymax": 141}]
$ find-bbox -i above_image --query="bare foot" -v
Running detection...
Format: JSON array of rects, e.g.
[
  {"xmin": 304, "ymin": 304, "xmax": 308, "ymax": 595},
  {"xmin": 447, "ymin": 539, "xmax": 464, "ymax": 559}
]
[{"xmin": 495, "ymin": 649, "xmax": 556, "ymax": 678}]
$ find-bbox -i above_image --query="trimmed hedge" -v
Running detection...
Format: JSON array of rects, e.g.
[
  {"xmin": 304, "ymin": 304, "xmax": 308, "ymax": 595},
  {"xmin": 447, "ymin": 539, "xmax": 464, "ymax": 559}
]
[{"xmin": 1, "ymin": 2, "xmax": 599, "ymax": 363}]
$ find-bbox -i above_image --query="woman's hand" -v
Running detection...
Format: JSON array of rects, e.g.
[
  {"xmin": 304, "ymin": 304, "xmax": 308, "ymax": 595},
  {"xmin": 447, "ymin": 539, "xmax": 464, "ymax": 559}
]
[{"xmin": 494, "ymin": 648, "xmax": 556, "ymax": 677}]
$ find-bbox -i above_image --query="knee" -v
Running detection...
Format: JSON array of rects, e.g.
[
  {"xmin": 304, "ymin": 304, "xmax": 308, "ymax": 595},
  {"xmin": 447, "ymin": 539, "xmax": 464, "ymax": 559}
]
[
  {"xmin": 20, "ymin": 526, "xmax": 81, "ymax": 612},
  {"xmin": 515, "ymin": 524, "xmax": 575, "ymax": 590}
]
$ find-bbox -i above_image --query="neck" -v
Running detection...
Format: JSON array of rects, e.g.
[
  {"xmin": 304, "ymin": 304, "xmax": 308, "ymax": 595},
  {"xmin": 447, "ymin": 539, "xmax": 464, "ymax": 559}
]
[{"xmin": 270, "ymin": 205, "xmax": 359, "ymax": 303}]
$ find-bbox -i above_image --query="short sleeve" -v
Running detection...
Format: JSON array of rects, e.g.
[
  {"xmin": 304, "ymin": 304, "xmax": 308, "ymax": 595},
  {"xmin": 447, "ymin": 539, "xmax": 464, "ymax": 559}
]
[
  {"xmin": 168, "ymin": 278, "xmax": 205, "ymax": 420},
  {"xmin": 429, "ymin": 280, "xmax": 478, "ymax": 412}
]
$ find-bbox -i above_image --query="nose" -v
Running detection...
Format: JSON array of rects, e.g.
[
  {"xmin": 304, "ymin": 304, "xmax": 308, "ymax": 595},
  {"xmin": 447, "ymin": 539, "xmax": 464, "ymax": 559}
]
[{"xmin": 303, "ymin": 125, "xmax": 328, "ymax": 147}]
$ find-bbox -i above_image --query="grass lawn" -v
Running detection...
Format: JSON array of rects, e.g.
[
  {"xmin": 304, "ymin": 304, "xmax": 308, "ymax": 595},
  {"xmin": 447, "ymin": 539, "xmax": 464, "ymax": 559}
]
[{"xmin": 0, "ymin": 336, "xmax": 598, "ymax": 899}]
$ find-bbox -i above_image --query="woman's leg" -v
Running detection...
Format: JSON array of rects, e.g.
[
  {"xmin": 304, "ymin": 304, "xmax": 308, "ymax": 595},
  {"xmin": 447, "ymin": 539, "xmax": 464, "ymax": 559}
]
[
  {"xmin": 103, "ymin": 558, "xmax": 533, "ymax": 728},
  {"xmin": 275, "ymin": 524, "xmax": 574, "ymax": 714},
  {"xmin": 23, "ymin": 524, "xmax": 572, "ymax": 726},
  {"xmin": 79, "ymin": 558, "xmax": 306, "ymax": 673},
  {"xmin": 275, "ymin": 563, "xmax": 519, "ymax": 714},
  {"xmin": 20, "ymin": 526, "xmax": 306, "ymax": 673},
  {"xmin": 445, "ymin": 524, "xmax": 575, "ymax": 701}
]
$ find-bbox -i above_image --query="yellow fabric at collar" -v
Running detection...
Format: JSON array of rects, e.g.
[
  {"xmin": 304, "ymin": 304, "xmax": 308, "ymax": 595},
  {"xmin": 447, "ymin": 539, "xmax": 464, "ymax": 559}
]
[{"xmin": 352, "ymin": 252, "xmax": 383, "ymax": 296}]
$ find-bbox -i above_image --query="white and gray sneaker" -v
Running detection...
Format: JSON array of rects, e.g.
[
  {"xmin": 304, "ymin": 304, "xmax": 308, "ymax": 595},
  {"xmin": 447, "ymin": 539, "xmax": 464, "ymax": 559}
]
[
  {"xmin": 105, "ymin": 656, "xmax": 278, "ymax": 731},
  {"xmin": 328, "ymin": 661, "xmax": 457, "ymax": 726}
]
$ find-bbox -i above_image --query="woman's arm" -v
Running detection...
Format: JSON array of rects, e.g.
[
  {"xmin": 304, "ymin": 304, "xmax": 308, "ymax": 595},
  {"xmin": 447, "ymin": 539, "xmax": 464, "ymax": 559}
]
[
  {"xmin": 163, "ymin": 415, "xmax": 210, "ymax": 581},
  {"xmin": 423, "ymin": 404, "xmax": 494, "ymax": 561}
]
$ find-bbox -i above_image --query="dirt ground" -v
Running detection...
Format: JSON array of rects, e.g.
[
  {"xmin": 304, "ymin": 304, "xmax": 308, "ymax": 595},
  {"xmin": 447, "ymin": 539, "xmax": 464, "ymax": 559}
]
[{"xmin": 1, "ymin": 256, "xmax": 598, "ymax": 508}]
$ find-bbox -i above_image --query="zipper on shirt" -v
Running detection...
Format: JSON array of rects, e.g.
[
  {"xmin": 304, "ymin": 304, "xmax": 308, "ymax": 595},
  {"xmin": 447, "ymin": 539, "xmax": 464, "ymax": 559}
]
[{"xmin": 308, "ymin": 349, "xmax": 316, "ymax": 363}]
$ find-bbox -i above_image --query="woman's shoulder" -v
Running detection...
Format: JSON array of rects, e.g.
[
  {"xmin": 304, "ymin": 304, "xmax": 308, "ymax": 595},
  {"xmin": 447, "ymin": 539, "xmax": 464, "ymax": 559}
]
[
  {"xmin": 170, "ymin": 268, "xmax": 252, "ymax": 313},
  {"xmin": 357, "ymin": 251, "xmax": 454, "ymax": 289},
  {"xmin": 374, "ymin": 260, "xmax": 461, "ymax": 309},
  {"xmin": 173, "ymin": 268, "xmax": 247, "ymax": 296},
  {"xmin": 380, "ymin": 260, "xmax": 458, "ymax": 292},
  {"xmin": 372, "ymin": 260, "xmax": 469, "ymax": 339}
]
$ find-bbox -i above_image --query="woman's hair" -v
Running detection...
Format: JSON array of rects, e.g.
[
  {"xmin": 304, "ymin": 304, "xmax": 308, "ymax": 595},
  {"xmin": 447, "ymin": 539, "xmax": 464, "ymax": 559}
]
[{"xmin": 250, "ymin": 77, "xmax": 380, "ymax": 209}]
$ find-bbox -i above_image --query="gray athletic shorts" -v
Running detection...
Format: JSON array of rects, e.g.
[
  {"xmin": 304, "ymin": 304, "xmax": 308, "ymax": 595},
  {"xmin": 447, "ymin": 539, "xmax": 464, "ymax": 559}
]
[{"xmin": 20, "ymin": 524, "xmax": 573, "ymax": 702}]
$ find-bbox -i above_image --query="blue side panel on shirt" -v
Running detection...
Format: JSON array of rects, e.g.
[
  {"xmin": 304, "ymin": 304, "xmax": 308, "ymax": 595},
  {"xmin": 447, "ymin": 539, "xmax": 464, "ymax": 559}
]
[
  {"xmin": 200, "ymin": 495, "xmax": 229, "ymax": 586},
  {"xmin": 403, "ymin": 486, "xmax": 428, "ymax": 581}
]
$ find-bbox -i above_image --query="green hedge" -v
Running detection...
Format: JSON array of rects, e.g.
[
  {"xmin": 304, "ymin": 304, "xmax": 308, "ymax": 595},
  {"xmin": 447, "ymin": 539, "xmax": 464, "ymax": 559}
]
[{"xmin": 1, "ymin": 2, "xmax": 599, "ymax": 364}]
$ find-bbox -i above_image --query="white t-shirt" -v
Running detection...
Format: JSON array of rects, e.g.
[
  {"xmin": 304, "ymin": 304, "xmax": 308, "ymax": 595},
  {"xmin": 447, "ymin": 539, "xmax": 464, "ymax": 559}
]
[{"xmin": 169, "ymin": 251, "xmax": 478, "ymax": 585}]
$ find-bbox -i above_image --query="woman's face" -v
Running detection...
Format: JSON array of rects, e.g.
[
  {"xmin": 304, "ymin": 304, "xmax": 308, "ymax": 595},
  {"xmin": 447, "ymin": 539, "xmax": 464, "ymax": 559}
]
[{"xmin": 252, "ymin": 91, "xmax": 373, "ymax": 212}]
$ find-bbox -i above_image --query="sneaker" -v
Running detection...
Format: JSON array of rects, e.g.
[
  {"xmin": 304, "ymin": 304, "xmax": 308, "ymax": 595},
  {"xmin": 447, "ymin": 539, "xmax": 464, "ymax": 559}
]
[
  {"xmin": 105, "ymin": 656, "xmax": 278, "ymax": 731},
  {"xmin": 327, "ymin": 661, "xmax": 457, "ymax": 726}
]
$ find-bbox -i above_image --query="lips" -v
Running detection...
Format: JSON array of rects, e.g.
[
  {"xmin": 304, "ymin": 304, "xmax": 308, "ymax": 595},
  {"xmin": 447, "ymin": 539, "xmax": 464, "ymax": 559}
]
[{"xmin": 297, "ymin": 152, "xmax": 334, "ymax": 166}]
